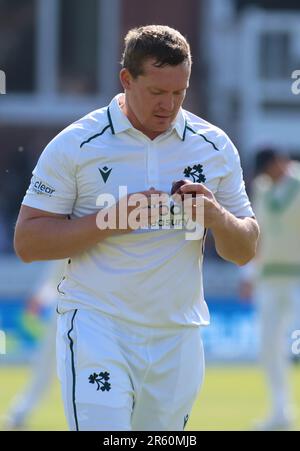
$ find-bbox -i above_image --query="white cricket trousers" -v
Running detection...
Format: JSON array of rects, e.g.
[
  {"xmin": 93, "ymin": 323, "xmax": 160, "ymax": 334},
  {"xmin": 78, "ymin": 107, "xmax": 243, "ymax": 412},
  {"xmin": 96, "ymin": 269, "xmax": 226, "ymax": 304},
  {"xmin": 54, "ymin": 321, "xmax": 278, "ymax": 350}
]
[
  {"xmin": 56, "ymin": 308, "xmax": 205, "ymax": 431},
  {"xmin": 255, "ymin": 278, "xmax": 300, "ymax": 418}
]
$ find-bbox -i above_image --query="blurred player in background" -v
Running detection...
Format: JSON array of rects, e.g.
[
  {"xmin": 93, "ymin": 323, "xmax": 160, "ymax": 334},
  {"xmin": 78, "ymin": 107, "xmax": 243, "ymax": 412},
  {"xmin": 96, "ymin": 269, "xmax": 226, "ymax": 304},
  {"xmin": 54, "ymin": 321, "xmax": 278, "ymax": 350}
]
[
  {"xmin": 240, "ymin": 149, "xmax": 300, "ymax": 430},
  {"xmin": 5, "ymin": 260, "xmax": 65, "ymax": 429}
]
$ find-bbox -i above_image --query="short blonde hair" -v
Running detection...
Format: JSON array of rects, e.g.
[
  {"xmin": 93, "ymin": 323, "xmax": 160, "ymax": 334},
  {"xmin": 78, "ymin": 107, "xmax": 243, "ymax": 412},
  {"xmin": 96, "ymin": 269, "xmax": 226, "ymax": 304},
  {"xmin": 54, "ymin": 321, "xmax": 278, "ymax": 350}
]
[{"xmin": 121, "ymin": 25, "xmax": 192, "ymax": 78}]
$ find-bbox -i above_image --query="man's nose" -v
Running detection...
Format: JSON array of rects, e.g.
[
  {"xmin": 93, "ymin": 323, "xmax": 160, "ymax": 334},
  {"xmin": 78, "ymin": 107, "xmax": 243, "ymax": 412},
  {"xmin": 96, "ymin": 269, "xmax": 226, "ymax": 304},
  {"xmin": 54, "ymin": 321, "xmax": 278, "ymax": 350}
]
[{"xmin": 159, "ymin": 95, "xmax": 175, "ymax": 112}]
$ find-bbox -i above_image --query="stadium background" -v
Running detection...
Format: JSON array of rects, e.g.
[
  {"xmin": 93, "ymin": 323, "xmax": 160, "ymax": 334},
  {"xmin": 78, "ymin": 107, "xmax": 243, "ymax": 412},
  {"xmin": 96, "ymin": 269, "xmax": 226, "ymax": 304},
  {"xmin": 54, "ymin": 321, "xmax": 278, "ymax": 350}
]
[{"xmin": 0, "ymin": 0, "xmax": 299, "ymax": 430}]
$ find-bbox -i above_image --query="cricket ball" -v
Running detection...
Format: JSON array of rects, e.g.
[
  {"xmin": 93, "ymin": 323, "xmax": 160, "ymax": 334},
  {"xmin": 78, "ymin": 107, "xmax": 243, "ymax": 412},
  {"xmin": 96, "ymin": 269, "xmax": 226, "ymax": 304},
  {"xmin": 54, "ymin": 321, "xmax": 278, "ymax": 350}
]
[{"xmin": 171, "ymin": 179, "xmax": 195, "ymax": 198}]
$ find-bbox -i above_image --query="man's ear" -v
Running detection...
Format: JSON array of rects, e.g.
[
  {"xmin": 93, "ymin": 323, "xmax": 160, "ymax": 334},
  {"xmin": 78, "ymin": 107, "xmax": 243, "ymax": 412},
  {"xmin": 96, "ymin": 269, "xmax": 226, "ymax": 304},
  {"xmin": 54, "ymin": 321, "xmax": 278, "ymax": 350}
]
[{"xmin": 120, "ymin": 68, "xmax": 133, "ymax": 90}]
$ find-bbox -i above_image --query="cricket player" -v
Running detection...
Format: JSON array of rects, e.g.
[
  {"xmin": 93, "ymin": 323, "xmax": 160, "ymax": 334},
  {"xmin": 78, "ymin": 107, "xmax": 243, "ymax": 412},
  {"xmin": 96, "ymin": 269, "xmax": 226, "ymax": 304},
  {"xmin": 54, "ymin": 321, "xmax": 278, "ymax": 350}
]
[
  {"xmin": 240, "ymin": 149, "xmax": 300, "ymax": 430},
  {"xmin": 5, "ymin": 260, "xmax": 66, "ymax": 429},
  {"xmin": 14, "ymin": 25, "xmax": 259, "ymax": 431}
]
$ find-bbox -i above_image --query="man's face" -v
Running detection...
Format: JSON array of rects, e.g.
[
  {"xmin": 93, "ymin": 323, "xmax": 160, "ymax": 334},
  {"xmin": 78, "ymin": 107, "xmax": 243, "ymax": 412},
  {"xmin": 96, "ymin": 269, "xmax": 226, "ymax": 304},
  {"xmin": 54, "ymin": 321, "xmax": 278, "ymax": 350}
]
[
  {"xmin": 265, "ymin": 158, "xmax": 288, "ymax": 181},
  {"xmin": 120, "ymin": 59, "xmax": 191, "ymax": 139}
]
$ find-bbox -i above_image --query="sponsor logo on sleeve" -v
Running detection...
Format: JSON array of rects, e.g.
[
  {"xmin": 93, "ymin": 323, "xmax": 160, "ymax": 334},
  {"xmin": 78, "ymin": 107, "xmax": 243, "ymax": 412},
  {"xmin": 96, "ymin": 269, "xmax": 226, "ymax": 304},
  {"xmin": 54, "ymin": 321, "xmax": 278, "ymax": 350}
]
[{"xmin": 31, "ymin": 177, "xmax": 55, "ymax": 196}]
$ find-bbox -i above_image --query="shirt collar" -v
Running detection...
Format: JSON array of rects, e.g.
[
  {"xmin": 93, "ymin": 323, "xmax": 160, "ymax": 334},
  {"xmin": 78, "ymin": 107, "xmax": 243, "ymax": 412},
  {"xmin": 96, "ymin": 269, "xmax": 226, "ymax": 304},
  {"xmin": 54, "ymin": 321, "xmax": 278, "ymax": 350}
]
[
  {"xmin": 107, "ymin": 94, "xmax": 133, "ymax": 134},
  {"xmin": 173, "ymin": 108, "xmax": 187, "ymax": 141},
  {"xmin": 108, "ymin": 93, "xmax": 187, "ymax": 140}
]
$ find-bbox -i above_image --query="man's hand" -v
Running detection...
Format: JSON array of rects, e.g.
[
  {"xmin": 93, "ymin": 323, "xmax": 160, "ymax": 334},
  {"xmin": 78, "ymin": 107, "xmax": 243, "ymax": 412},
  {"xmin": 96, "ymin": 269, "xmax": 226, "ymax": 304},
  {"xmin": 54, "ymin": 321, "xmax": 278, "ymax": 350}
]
[
  {"xmin": 179, "ymin": 182, "xmax": 224, "ymax": 229},
  {"xmin": 96, "ymin": 187, "xmax": 168, "ymax": 233},
  {"xmin": 176, "ymin": 181, "xmax": 259, "ymax": 265}
]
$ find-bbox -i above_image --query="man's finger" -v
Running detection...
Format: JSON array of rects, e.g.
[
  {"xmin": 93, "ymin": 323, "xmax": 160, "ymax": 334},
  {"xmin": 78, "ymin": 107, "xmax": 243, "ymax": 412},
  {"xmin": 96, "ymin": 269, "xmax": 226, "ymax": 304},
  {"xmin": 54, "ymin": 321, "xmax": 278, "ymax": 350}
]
[{"xmin": 180, "ymin": 183, "xmax": 211, "ymax": 195}]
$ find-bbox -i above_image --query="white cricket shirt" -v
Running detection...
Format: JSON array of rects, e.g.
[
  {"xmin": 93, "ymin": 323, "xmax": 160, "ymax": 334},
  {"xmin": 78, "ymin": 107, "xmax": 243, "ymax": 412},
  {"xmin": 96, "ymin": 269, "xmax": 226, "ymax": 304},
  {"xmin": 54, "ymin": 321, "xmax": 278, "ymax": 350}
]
[
  {"xmin": 252, "ymin": 165, "xmax": 300, "ymax": 277},
  {"xmin": 22, "ymin": 94, "xmax": 253, "ymax": 327}
]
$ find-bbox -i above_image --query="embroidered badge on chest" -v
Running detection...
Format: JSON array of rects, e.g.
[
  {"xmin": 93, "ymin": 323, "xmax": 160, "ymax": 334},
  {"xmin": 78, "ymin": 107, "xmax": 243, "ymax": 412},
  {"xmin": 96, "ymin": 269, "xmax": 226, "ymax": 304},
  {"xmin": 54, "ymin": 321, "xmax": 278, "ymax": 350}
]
[{"xmin": 183, "ymin": 164, "xmax": 206, "ymax": 183}]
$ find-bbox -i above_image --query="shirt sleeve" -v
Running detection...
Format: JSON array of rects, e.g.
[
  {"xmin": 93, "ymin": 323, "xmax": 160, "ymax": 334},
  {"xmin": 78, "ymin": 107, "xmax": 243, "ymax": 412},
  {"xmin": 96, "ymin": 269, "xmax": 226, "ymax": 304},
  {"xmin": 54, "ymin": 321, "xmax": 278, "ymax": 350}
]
[
  {"xmin": 215, "ymin": 134, "xmax": 254, "ymax": 218},
  {"xmin": 22, "ymin": 135, "xmax": 77, "ymax": 214}
]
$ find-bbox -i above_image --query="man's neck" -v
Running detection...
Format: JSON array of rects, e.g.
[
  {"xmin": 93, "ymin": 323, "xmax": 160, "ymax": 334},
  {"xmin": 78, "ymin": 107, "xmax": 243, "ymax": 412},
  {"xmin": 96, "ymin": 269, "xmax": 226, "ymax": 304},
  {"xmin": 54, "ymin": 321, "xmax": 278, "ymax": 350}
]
[{"xmin": 118, "ymin": 95, "xmax": 164, "ymax": 140}]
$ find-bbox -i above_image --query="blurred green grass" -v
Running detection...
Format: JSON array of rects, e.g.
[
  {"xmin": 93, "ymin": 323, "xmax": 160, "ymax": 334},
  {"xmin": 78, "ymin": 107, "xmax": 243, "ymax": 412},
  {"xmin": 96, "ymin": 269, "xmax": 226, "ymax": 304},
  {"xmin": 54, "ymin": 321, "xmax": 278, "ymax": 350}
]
[{"xmin": 0, "ymin": 365, "xmax": 299, "ymax": 431}]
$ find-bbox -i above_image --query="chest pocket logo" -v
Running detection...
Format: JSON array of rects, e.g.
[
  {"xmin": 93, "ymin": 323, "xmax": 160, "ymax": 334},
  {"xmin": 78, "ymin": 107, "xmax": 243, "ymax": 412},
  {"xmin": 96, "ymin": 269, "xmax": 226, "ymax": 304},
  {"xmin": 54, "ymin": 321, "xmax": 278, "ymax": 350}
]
[
  {"xmin": 183, "ymin": 164, "xmax": 206, "ymax": 183},
  {"xmin": 99, "ymin": 166, "xmax": 112, "ymax": 183}
]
